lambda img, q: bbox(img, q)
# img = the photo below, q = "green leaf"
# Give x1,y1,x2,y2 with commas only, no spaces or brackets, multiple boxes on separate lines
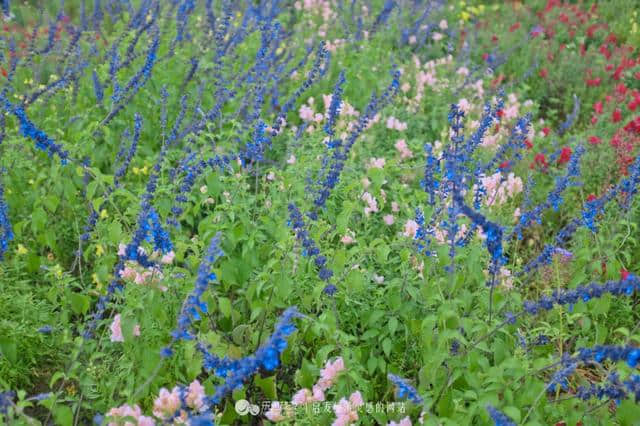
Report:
69,293,90,315
218,297,232,318
255,375,277,400
382,338,392,357
53,405,73,426
0,337,17,364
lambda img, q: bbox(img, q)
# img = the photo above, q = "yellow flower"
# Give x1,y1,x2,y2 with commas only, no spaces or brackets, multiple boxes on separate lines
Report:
133,166,141,175
141,165,149,175
100,209,108,219
54,265,63,279
460,10,470,22
16,244,28,255
92,273,102,289
95,244,104,257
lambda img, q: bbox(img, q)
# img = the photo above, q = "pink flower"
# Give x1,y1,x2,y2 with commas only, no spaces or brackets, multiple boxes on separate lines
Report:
439,19,448,30
458,98,471,113
388,417,413,426
265,401,287,422
408,35,417,45
349,391,364,407
312,384,326,402
318,357,345,390
394,139,413,159
361,177,371,189
266,172,275,181
368,157,386,169
401,83,411,93
292,389,312,405
341,235,355,245
403,220,419,238
153,387,181,420
161,251,175,264
299,104,315,121
432,32,443,41
119,266,137,280
361,192,378,216
133,324,141,337
383,215,394,225
287,154,296,164
391,201,399,212
110,314,124,342
456,67,469,77
118,243,127,257
106,404,154,426
186,380,206,411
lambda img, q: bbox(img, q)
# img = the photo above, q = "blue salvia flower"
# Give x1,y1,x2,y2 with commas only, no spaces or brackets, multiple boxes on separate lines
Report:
557,94,580,136
144,208,173,254
0,390,14,414
114,113,141,187
521,154,640,277
522,274,639,315
370,0,396,36
288,203,335,292
486,406,516,426
203,307,303,405
1,97,69,164
548,345,640,393
92,69,104,103
311,69,400,214
163,233,223,354
0,180,13,260
420,143,439,206
323,70,346,138
576,373,640,403
510,146,584,240
387,374,423,404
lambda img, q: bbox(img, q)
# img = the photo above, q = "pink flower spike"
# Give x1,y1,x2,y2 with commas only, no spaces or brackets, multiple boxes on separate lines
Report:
349,391,364,407
110,314,124,342
161,251,175,264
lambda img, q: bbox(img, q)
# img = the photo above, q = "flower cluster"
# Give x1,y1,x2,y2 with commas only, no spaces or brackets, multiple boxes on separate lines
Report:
387,374,423,404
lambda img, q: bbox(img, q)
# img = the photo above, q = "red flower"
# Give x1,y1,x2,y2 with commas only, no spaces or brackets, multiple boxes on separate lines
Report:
606,32,618,44
586,78,601,87
606,95,613,103
580,43,586,56
599,45,611,60
593,101,603,114
499,161,510,170
613,65,624,80
623,117,640,134
635,71,640,80
591,116,598,125
558,147,572,165
612,108,622,123
482,52,489,61
496,109,504,118
509,22,521,32
531,153,548,170
601,262,607,275
621,269,630,280
605,63,614,71
539,68,548,78
587,194,597,202
525,139,534,149
616,83,627,96
0,67,6,78
588,136,601,145
542,127,551,136
491,35,498,43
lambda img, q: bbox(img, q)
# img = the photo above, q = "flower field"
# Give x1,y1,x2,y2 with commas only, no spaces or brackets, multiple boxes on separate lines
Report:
2,0,640,424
